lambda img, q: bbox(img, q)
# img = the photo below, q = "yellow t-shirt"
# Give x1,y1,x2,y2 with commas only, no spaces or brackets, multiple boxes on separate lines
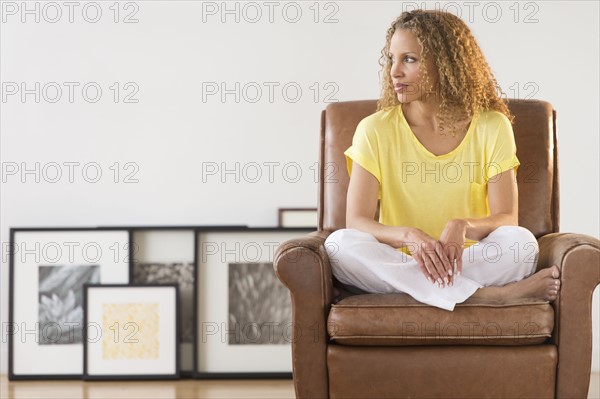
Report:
344,105,520,251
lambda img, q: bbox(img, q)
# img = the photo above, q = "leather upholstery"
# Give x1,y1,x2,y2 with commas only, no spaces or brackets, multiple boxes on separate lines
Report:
320,100,375,232
510,101,557,237
538,233,600,398
274,99,600,399
274,231,333,399
328,294,553,346
327,345,557,399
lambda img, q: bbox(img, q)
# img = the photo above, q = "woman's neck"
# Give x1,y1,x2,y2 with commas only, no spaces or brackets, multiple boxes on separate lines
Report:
401,100,441,131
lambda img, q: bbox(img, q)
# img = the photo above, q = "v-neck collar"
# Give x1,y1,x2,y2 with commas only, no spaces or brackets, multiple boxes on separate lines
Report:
398,105,478,159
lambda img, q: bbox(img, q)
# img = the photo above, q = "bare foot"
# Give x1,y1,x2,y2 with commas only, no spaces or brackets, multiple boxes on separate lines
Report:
470,265,561,303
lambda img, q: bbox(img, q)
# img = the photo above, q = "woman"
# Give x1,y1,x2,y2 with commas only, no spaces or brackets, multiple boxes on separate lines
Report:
325,9,560,311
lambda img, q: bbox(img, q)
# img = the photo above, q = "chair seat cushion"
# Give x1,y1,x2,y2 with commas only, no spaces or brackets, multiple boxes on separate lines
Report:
327,293,554,346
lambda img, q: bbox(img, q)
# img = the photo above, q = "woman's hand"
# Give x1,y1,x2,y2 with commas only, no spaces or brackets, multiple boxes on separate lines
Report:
407,228,453,288
439,219,468,284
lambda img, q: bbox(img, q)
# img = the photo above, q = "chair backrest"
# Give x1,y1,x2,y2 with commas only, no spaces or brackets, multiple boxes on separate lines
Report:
317,99,559,238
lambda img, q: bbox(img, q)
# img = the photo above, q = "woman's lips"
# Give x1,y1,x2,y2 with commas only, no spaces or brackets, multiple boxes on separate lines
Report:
394,83,408,93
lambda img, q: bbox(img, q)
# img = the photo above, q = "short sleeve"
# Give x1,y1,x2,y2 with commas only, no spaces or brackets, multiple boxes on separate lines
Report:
343,118,381,183
484,113,520,182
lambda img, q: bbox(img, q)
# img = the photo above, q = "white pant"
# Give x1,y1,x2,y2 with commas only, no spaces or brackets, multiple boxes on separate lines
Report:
324,226,539,311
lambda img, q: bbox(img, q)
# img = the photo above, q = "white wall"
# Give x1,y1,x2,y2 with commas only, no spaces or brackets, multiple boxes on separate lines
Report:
1,0,598,373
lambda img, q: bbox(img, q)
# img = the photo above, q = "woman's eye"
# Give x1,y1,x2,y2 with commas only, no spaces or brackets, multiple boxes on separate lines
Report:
404,56,416,63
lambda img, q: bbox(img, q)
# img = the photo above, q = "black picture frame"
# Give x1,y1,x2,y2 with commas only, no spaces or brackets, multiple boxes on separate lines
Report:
194,227,312,379
8,227,131,380
82,284,180,380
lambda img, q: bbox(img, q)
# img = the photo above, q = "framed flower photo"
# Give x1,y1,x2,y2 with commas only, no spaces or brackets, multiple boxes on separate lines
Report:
195,227,312,378
83,284,179,380
8,228,130,380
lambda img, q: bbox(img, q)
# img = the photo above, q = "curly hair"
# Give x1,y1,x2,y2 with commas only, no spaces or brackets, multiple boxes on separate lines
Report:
377,10,513,135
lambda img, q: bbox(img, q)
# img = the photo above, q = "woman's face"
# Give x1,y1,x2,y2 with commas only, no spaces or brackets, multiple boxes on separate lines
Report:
388,29,438,104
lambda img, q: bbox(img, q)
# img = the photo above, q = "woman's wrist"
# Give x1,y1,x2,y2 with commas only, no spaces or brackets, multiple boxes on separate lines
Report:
390,226,418,248
449,219,469,234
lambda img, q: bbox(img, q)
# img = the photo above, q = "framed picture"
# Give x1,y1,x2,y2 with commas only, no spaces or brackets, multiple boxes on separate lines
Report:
83,284,179,380
8,228,130,379
195,227,312,378
130,228,196,376
278,208,318,228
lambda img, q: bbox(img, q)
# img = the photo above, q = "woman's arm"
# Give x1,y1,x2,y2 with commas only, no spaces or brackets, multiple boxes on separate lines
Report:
346,163,452,286
439,168,519,277
447,168,519,241
466,168,519,239
346,162,412,247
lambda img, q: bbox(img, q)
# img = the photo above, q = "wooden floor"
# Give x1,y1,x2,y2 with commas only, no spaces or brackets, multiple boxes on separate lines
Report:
0,377,295,399
1,373,599,398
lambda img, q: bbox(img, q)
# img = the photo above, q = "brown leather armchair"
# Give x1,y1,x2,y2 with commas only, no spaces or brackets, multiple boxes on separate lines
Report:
274,99,600,399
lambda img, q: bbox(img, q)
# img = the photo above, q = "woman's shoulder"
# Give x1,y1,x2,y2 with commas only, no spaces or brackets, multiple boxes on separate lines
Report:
358,105,400,130
476,109,512,127
472,109,515,147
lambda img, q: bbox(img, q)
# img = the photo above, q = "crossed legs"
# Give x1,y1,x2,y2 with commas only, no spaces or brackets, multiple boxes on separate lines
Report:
325,225,560,311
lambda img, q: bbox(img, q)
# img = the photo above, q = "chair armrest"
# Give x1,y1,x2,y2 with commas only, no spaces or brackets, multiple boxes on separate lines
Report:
274,230,334,399
537,232,600,399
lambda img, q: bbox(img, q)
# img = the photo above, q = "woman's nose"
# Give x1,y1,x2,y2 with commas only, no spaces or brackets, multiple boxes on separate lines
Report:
391,62,403,78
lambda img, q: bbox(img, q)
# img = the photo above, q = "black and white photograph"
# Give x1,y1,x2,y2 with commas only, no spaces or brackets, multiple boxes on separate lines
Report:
196,228,312,377
228,262,291,345
38,265,100,345
133,262,194,344
9,229,129,379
